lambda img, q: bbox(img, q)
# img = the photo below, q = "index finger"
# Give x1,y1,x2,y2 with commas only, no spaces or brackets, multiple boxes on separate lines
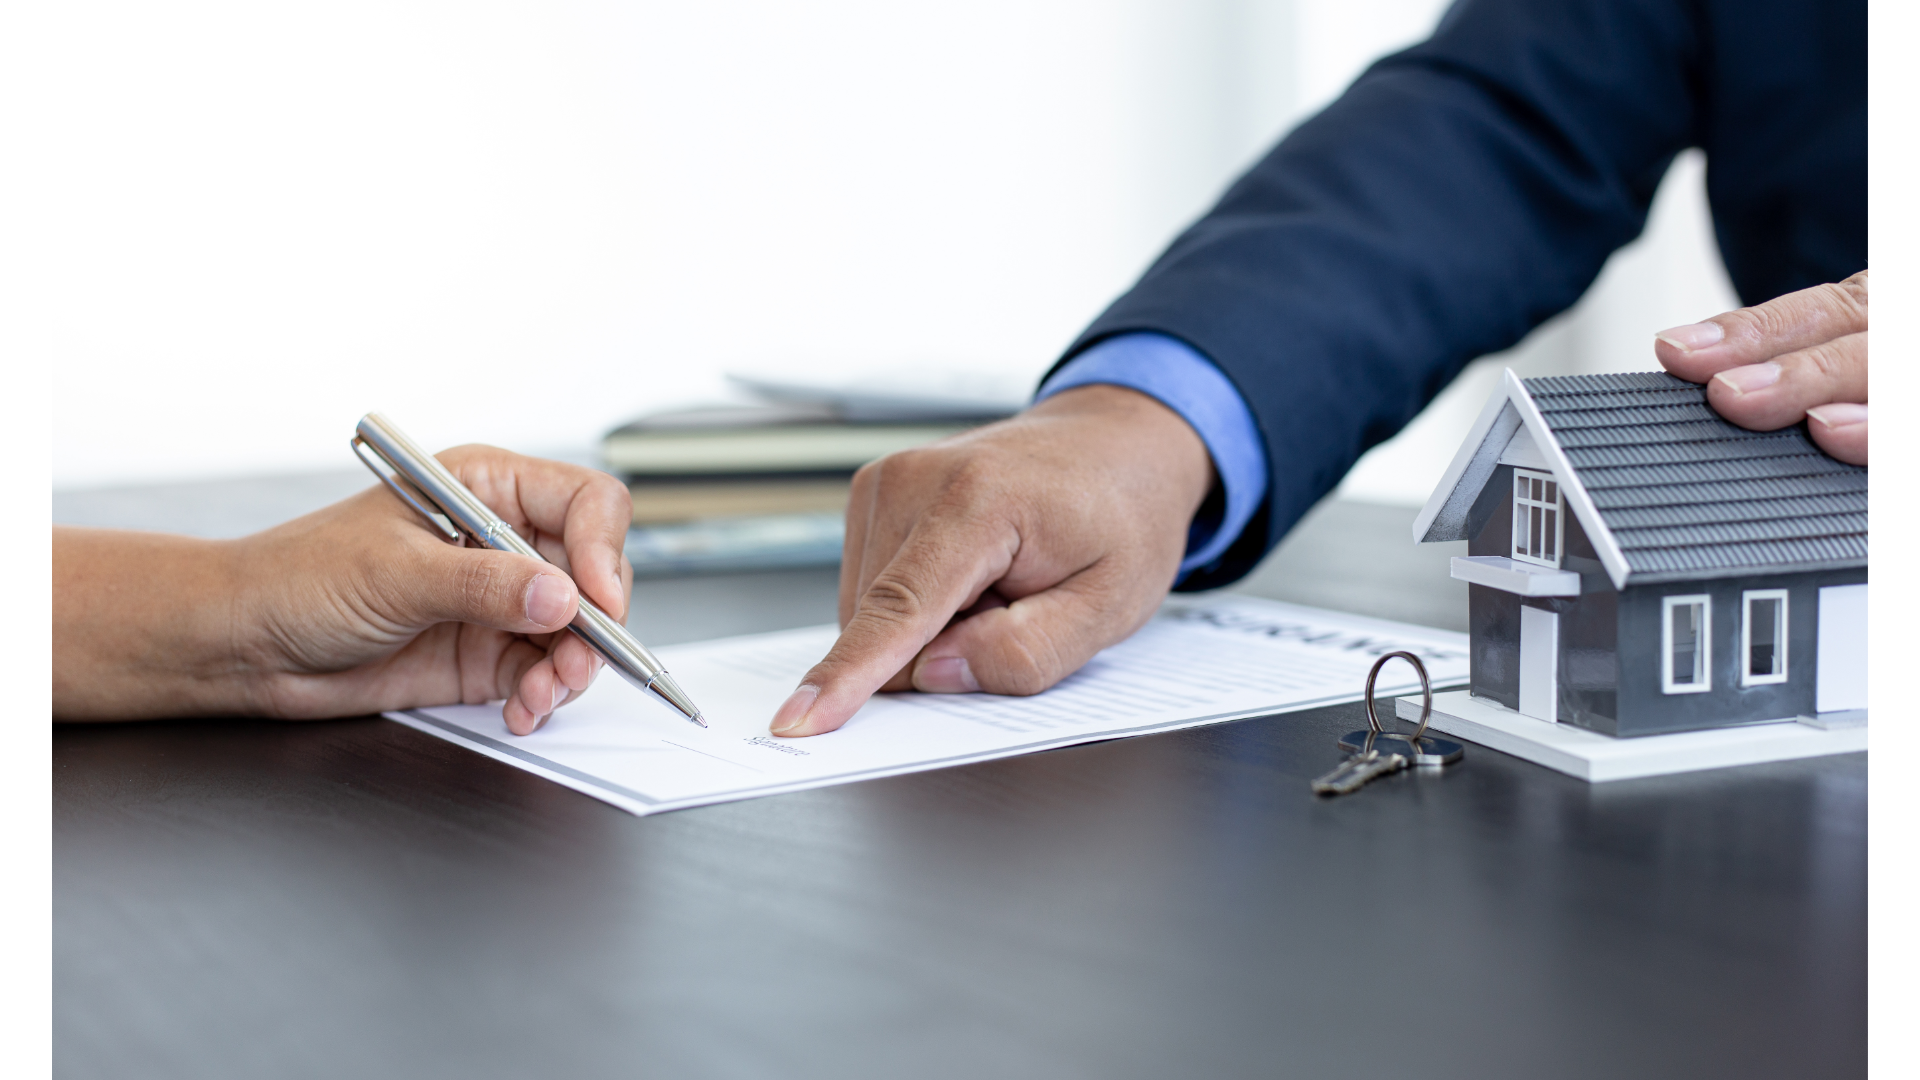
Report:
1654,270,1868,380
770,514,1017,737
443,446,634,622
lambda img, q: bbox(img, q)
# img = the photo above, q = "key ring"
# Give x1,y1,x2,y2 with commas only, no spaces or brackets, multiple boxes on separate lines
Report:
1333,651,1459,776
1364,651,1432,741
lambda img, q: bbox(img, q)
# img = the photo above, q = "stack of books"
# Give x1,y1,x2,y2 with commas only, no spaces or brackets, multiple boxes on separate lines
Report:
609,374,1024,575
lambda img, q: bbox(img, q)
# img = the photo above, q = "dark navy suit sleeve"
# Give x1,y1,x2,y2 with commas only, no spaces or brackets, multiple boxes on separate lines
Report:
1063,0,1706,591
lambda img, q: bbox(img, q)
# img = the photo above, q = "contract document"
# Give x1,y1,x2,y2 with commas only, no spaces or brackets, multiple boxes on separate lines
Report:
390,596,1470,816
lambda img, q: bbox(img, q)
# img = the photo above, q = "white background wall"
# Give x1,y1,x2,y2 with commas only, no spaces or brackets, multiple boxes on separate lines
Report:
39,0,1737,498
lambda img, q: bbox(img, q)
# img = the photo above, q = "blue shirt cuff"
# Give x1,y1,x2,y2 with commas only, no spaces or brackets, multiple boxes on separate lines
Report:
1035,332,1270,579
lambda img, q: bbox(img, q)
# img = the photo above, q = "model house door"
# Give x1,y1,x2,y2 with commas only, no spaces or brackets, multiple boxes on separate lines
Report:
1519,606,1559,721
1817,584,1867,714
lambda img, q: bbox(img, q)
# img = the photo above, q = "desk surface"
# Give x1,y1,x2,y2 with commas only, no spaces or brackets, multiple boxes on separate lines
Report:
53,488,1865,1079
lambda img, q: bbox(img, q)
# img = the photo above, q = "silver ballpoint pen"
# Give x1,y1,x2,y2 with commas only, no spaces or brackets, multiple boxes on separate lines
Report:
351,412,707,727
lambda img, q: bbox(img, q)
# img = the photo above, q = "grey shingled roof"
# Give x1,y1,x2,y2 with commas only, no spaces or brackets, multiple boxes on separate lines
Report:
1522,371,1867,583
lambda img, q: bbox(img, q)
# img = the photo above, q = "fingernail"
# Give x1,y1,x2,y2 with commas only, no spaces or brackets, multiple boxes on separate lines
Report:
526,574,574,626
916,656,980,693
1713,362,1781,396
1807,403,1868,429
551,680,565,713
769,684,820,736
533,712,551,732
1655,321,1725,351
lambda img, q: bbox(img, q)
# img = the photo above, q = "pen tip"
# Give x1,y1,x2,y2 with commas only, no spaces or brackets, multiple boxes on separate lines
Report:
647,671,707,728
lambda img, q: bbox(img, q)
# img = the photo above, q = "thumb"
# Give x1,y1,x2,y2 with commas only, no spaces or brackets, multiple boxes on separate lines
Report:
392,544,579,635
909,561,1159,697
770,519,1014,737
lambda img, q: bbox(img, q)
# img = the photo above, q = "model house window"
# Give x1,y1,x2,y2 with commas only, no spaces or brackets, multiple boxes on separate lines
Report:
1512,469,1563,567
1661,595,1711,694
1742,590,1789,686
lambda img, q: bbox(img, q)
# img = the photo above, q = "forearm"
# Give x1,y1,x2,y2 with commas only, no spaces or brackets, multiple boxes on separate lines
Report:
1064,0,1700,585
53,527,259,720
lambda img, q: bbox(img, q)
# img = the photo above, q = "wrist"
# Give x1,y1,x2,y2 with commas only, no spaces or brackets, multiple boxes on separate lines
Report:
218,530,290,716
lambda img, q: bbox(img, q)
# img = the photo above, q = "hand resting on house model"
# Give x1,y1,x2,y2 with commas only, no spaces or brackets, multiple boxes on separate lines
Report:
53,445,633,733
1654,269,1867,466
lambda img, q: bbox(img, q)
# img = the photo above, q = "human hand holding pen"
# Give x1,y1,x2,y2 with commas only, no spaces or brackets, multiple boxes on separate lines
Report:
53,445,634,732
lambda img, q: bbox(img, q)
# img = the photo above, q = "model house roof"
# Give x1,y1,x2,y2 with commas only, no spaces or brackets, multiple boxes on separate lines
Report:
1412,370,1868,589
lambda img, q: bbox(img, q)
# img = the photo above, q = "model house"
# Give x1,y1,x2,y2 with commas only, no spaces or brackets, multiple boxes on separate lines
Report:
1412,371,1867,737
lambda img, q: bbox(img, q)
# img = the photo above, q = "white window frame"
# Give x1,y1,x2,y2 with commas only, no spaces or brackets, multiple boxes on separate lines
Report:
1661,594,1712,695
1511,468,1565,569
1740,589,1790,687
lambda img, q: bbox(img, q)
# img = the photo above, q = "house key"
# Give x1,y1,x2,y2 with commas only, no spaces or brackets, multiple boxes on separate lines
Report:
1310,736,1410,795
1312,650,1464,797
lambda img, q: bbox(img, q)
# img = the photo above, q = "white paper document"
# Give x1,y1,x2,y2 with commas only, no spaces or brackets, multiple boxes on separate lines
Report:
389,596,1470,815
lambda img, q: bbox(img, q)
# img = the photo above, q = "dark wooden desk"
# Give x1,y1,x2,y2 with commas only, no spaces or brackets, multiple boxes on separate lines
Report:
53,490,1864,1079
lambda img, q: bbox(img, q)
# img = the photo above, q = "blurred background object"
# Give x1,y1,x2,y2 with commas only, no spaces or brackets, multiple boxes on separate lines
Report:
609,370,1012,573
43,0,1737,511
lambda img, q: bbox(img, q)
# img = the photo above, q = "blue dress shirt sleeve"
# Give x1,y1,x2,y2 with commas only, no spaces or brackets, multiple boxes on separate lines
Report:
1034,332,1270,580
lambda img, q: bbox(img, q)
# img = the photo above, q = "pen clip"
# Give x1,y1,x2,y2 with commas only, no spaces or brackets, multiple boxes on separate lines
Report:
352,436,464,543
